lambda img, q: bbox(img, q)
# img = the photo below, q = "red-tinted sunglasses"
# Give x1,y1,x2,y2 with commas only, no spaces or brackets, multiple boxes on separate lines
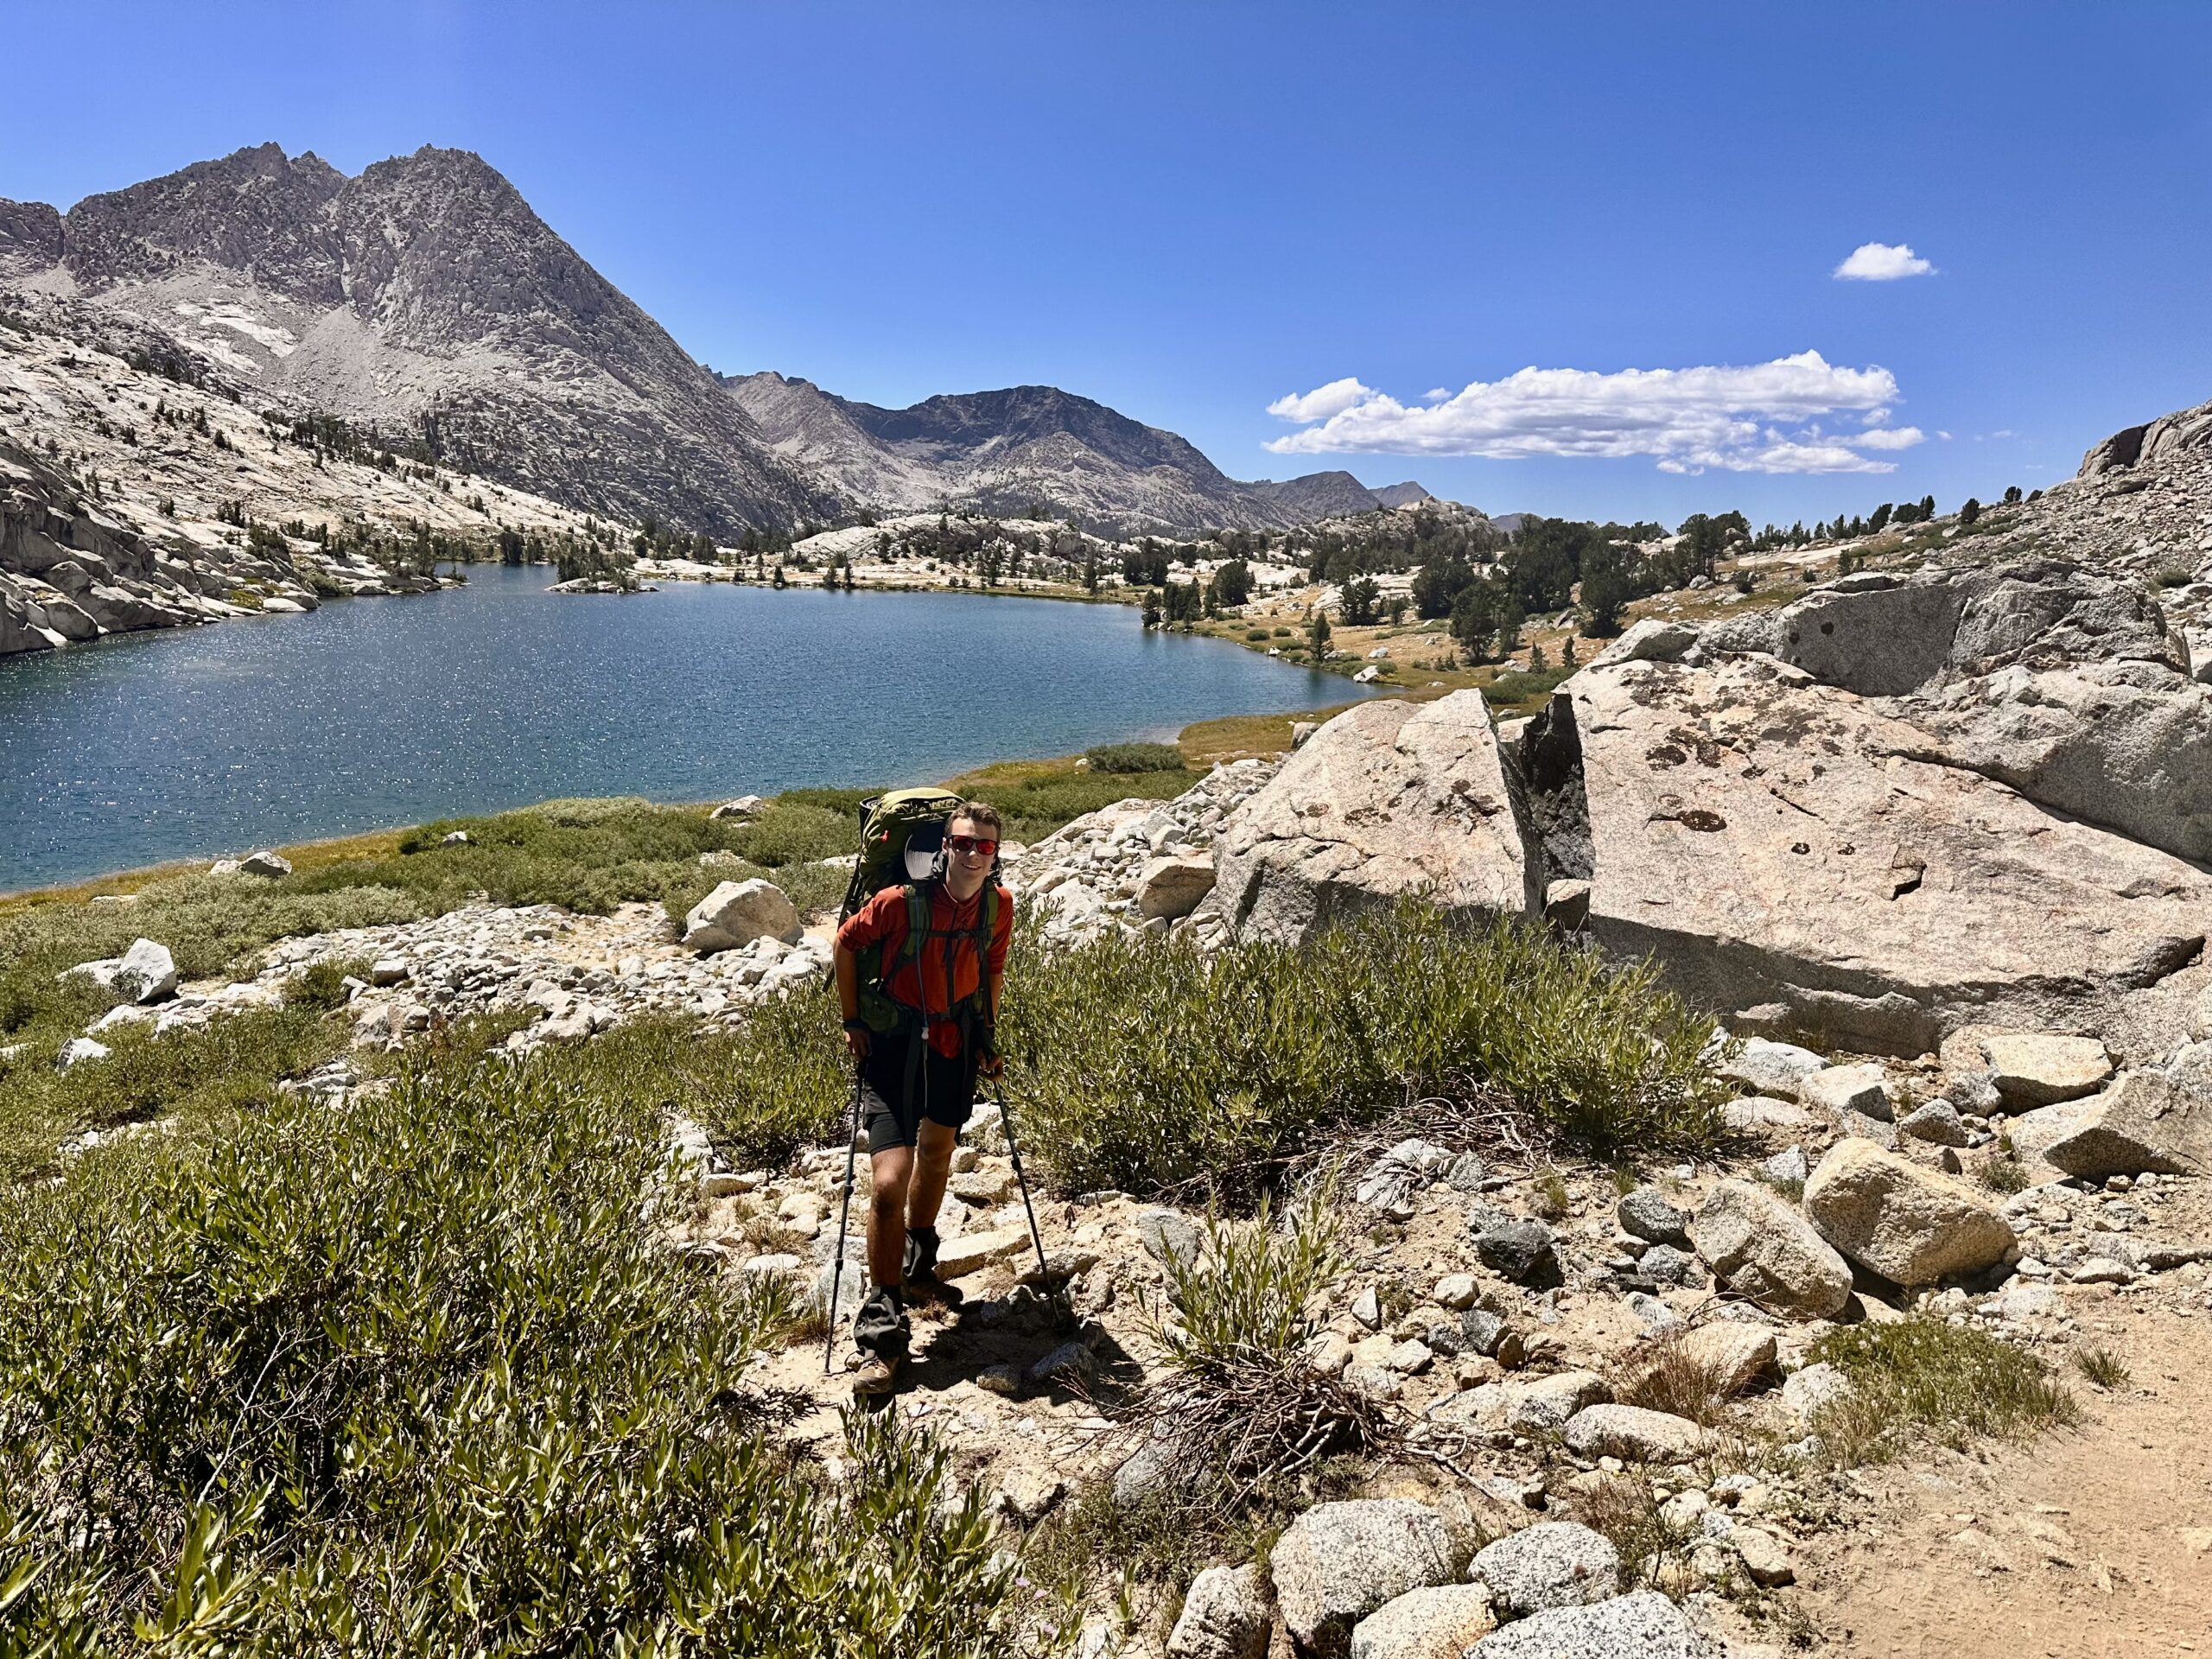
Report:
946,834,998,857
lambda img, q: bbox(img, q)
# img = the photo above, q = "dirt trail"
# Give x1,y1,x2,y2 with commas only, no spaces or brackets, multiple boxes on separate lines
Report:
1783,1306,2212,1657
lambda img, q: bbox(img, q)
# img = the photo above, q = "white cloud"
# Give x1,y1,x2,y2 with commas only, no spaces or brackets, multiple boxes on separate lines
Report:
1847,424,1924,451
1834,241,1934,281
1264,377,1372,423
1263,350,1910,474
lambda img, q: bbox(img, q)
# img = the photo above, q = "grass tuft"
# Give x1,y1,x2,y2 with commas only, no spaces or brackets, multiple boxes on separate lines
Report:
2073,1344,2130,1390
1611,1334,1733,1428
1808,1316,2075,1466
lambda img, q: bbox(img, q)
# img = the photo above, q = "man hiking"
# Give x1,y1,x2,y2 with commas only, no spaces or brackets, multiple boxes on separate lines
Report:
833,799,1013,1395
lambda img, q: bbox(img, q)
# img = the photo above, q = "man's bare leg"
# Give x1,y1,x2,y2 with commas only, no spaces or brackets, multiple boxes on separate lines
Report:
867,1145,912,1288
906,1118,959,1240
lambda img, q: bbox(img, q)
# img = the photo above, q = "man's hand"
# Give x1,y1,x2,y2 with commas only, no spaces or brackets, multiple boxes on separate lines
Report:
976,1051,1004,1081
843,1022,871,1062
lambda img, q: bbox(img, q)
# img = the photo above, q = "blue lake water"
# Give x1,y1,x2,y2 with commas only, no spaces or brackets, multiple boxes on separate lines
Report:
0,566,1357,892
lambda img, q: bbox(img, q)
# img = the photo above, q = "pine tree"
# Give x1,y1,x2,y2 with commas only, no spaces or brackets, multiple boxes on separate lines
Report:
1306,607,1332,661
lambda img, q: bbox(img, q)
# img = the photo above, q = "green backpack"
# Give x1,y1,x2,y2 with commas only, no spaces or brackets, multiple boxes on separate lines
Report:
838,789,1001,1039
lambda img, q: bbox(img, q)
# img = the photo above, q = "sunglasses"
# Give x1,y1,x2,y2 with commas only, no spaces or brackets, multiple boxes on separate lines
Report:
946,834,998,857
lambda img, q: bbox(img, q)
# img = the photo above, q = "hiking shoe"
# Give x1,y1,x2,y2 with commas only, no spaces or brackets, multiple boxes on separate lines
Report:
851,1355,899,1397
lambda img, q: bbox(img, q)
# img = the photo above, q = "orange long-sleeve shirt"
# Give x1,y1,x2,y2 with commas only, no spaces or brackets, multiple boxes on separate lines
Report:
836,881,1014,1058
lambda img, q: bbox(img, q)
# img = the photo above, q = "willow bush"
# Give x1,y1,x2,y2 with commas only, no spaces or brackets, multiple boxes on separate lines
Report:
0,1058,1028,1656
998,902,1725,1203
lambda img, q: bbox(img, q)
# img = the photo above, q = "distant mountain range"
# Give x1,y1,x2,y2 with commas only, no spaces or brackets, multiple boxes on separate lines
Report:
0,143,1433,538
722,372,1413,534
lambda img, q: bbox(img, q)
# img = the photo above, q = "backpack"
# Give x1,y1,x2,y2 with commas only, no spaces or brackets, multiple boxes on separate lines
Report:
838,789,1002,1043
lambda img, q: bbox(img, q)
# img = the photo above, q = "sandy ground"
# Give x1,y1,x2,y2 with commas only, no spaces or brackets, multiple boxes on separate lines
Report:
1783,1303,2212,1656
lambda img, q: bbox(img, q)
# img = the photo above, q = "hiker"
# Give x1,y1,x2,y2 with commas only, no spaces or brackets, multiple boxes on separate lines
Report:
832,798,1013,1395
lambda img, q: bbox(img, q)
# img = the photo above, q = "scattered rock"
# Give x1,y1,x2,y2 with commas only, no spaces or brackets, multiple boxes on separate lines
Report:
1503,1370,1611,1433
1027,1340,1098,1390
1135,854,1217,922
1268,1499,1459,1659
2070,1255,2135,1285
1167,1561,1273,1659
1758,1147,1809,1186
1690,1179,1853,1319
1433,1273,1479,1311
1898,1101,1970,1146
1630,1322,1777,1399
1347,1584,1497,1659
1617,1188,1691,1248
682,878,802,953
1465,1590,1721,1658
2029,1071,2212,1179
1719,1039,1828,1100
1975,1031,2114,1107
934,1226,1031,1280
1801,1062,1891,1122
1639,1245,1704,1287
1562,1403,1713,1463
989,1465,1065,1525
239,849,292,878
115,938,179,1003
1722,1096,1821,1142
1213,693,1533,947
710,796,768,819
1731,1527,1795,1586
1802,1138,2017,1284
1139,1209,1203,1268
1779,1361,1850,1422
1467,1522,1620,1618
55,1036,111,1071
1475,1218,1560,1287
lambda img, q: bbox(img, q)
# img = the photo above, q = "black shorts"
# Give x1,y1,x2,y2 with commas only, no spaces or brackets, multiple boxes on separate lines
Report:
860,1034,976,1154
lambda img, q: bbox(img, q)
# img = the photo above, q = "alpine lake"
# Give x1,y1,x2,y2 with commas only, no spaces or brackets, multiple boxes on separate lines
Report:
0,565,1363,892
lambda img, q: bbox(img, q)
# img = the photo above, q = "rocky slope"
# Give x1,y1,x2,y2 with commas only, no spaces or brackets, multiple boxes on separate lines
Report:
3,143,1423,548
0,286,607,655
723,371,1397,536
1,143,836,538
1205,553,2212,1062
48,763,2212,1658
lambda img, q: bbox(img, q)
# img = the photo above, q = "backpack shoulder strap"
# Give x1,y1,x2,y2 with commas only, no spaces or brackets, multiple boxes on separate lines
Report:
898,881,931,967
973,887,1001,1019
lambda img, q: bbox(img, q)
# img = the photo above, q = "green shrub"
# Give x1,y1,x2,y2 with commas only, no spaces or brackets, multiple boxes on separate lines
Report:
285,956,371,1011
1000,902,1724,1204
563,1004,853,1174
0,1005,350,1178
1808,1317,2075,1465
1481,665,1574,709
1147,1190,1344,1376
1084,741,1185,773
722,803,853,868
1244,626,1271,642
0,1056,1027,1653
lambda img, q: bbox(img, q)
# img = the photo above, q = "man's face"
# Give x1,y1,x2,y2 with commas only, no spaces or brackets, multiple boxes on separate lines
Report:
944,816,997,890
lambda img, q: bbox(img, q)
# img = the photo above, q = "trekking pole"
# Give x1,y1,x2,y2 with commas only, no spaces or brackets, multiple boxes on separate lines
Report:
992,1077,1053,1281
823,1067,865,1375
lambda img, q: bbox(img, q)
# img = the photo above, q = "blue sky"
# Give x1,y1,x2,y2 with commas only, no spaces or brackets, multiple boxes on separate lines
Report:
6,3,2209,525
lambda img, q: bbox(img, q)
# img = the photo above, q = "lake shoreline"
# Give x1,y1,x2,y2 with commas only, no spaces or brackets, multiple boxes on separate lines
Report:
2,568,1360,894
0,698,1359,911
